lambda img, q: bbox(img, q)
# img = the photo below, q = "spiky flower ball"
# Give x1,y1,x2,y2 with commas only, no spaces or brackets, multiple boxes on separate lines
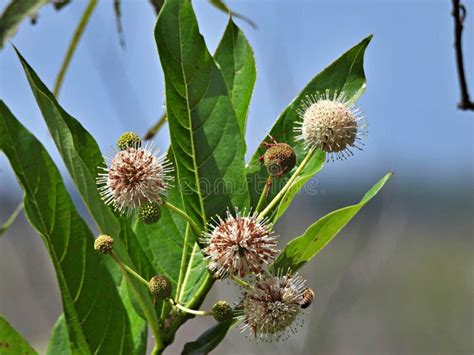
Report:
295,91,366,160
117,132,142,150
263,143,296,178
240,273,306,341
139,202,162,224
202,211,278,278
97,143,173,215
149,275,172,299
212,301,233,323
94,235,114,254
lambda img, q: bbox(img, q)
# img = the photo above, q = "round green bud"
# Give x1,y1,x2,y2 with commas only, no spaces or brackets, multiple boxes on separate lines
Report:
139,202,162,224
117,132,142,150
149,275,172,299
212,301,233,323
263,143,296,178
94,235,114,254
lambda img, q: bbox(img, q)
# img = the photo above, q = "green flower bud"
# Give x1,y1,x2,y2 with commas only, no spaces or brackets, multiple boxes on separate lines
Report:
94,235,114,254
212,300,233,323
139,202,162,224
263,143,296,178
149,275,172,299
117,132,142,150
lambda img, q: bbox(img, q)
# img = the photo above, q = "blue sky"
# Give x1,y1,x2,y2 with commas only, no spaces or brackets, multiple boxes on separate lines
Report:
0,0,473,200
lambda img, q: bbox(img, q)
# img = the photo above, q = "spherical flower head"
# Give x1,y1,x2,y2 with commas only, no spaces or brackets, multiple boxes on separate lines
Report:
202,210,278,278
263,143,296,178
240,273,306,341
139,202,162,224
212,301,233,323
295,91,367,160
97,143,173,215
94,235,114,254
117,132,142,150
149,275,172,299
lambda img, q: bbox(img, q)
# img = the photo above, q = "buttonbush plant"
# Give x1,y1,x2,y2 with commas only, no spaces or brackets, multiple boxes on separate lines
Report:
0,0,391,353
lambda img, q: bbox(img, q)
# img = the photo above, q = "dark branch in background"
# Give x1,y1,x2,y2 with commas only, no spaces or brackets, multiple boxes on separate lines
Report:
452,0,474,111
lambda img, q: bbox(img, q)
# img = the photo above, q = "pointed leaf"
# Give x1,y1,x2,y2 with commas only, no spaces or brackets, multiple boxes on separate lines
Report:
155,0,249,227
182,319,235,355
0,101,134,354
273,173,392,272
46,316,70,355
215,17,256,135
247,36,372,213
15,49,152,352
0,315,37,354
0,0,48,48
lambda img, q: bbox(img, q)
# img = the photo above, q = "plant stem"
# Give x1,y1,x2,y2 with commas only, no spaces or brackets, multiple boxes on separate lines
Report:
53,0,98,97
144,112,168,140
111,252,149,287
255,176,272,212
258,147,316,220
230,275,252,289
169,298,211,316
164,202,201,236
110,252,164,351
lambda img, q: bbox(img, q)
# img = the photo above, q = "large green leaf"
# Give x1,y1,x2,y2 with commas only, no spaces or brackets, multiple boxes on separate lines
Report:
0,101,134,354
247,36,372,213
15,49,151,353
182,319,235,354
273,173,392,272
0,0,48,48
155,0,249,227
214,17,256,135
0,315,37,354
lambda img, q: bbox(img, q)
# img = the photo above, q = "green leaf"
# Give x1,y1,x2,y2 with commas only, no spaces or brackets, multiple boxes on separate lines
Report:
247,36,372,213
15,49,152,353
154,0,249,313
0,101,134,353
46,316,70,355
182,319,235,354
132,181,188,295
0,315,37,354
0,0,48,48
0,201,22,237
273,172,392,272
215,17,256,135
155,0,249,227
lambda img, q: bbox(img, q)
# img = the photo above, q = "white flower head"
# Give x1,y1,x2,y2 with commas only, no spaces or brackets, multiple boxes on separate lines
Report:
239,273,307,341
202,210,278,278
97,142,173,215
295,90,367,160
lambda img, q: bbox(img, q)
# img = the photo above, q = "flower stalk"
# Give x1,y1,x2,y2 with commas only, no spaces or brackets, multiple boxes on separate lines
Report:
258,147,316,220
164,201,202,236
109,252,164,351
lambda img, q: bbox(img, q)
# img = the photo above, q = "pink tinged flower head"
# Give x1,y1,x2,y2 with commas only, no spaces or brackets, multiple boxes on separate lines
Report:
295,90,367,161
202,210,278,278
240,273,307,341
97,143,173,215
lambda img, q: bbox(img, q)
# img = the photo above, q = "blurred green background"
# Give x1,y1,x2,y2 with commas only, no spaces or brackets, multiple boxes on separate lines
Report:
1,0,473,354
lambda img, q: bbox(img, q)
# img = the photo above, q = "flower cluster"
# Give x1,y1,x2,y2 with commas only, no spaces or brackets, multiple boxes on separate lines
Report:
95,90,365,342
295,90,366,160
97,133,173,217
202,210,278,278
239,273,307,341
